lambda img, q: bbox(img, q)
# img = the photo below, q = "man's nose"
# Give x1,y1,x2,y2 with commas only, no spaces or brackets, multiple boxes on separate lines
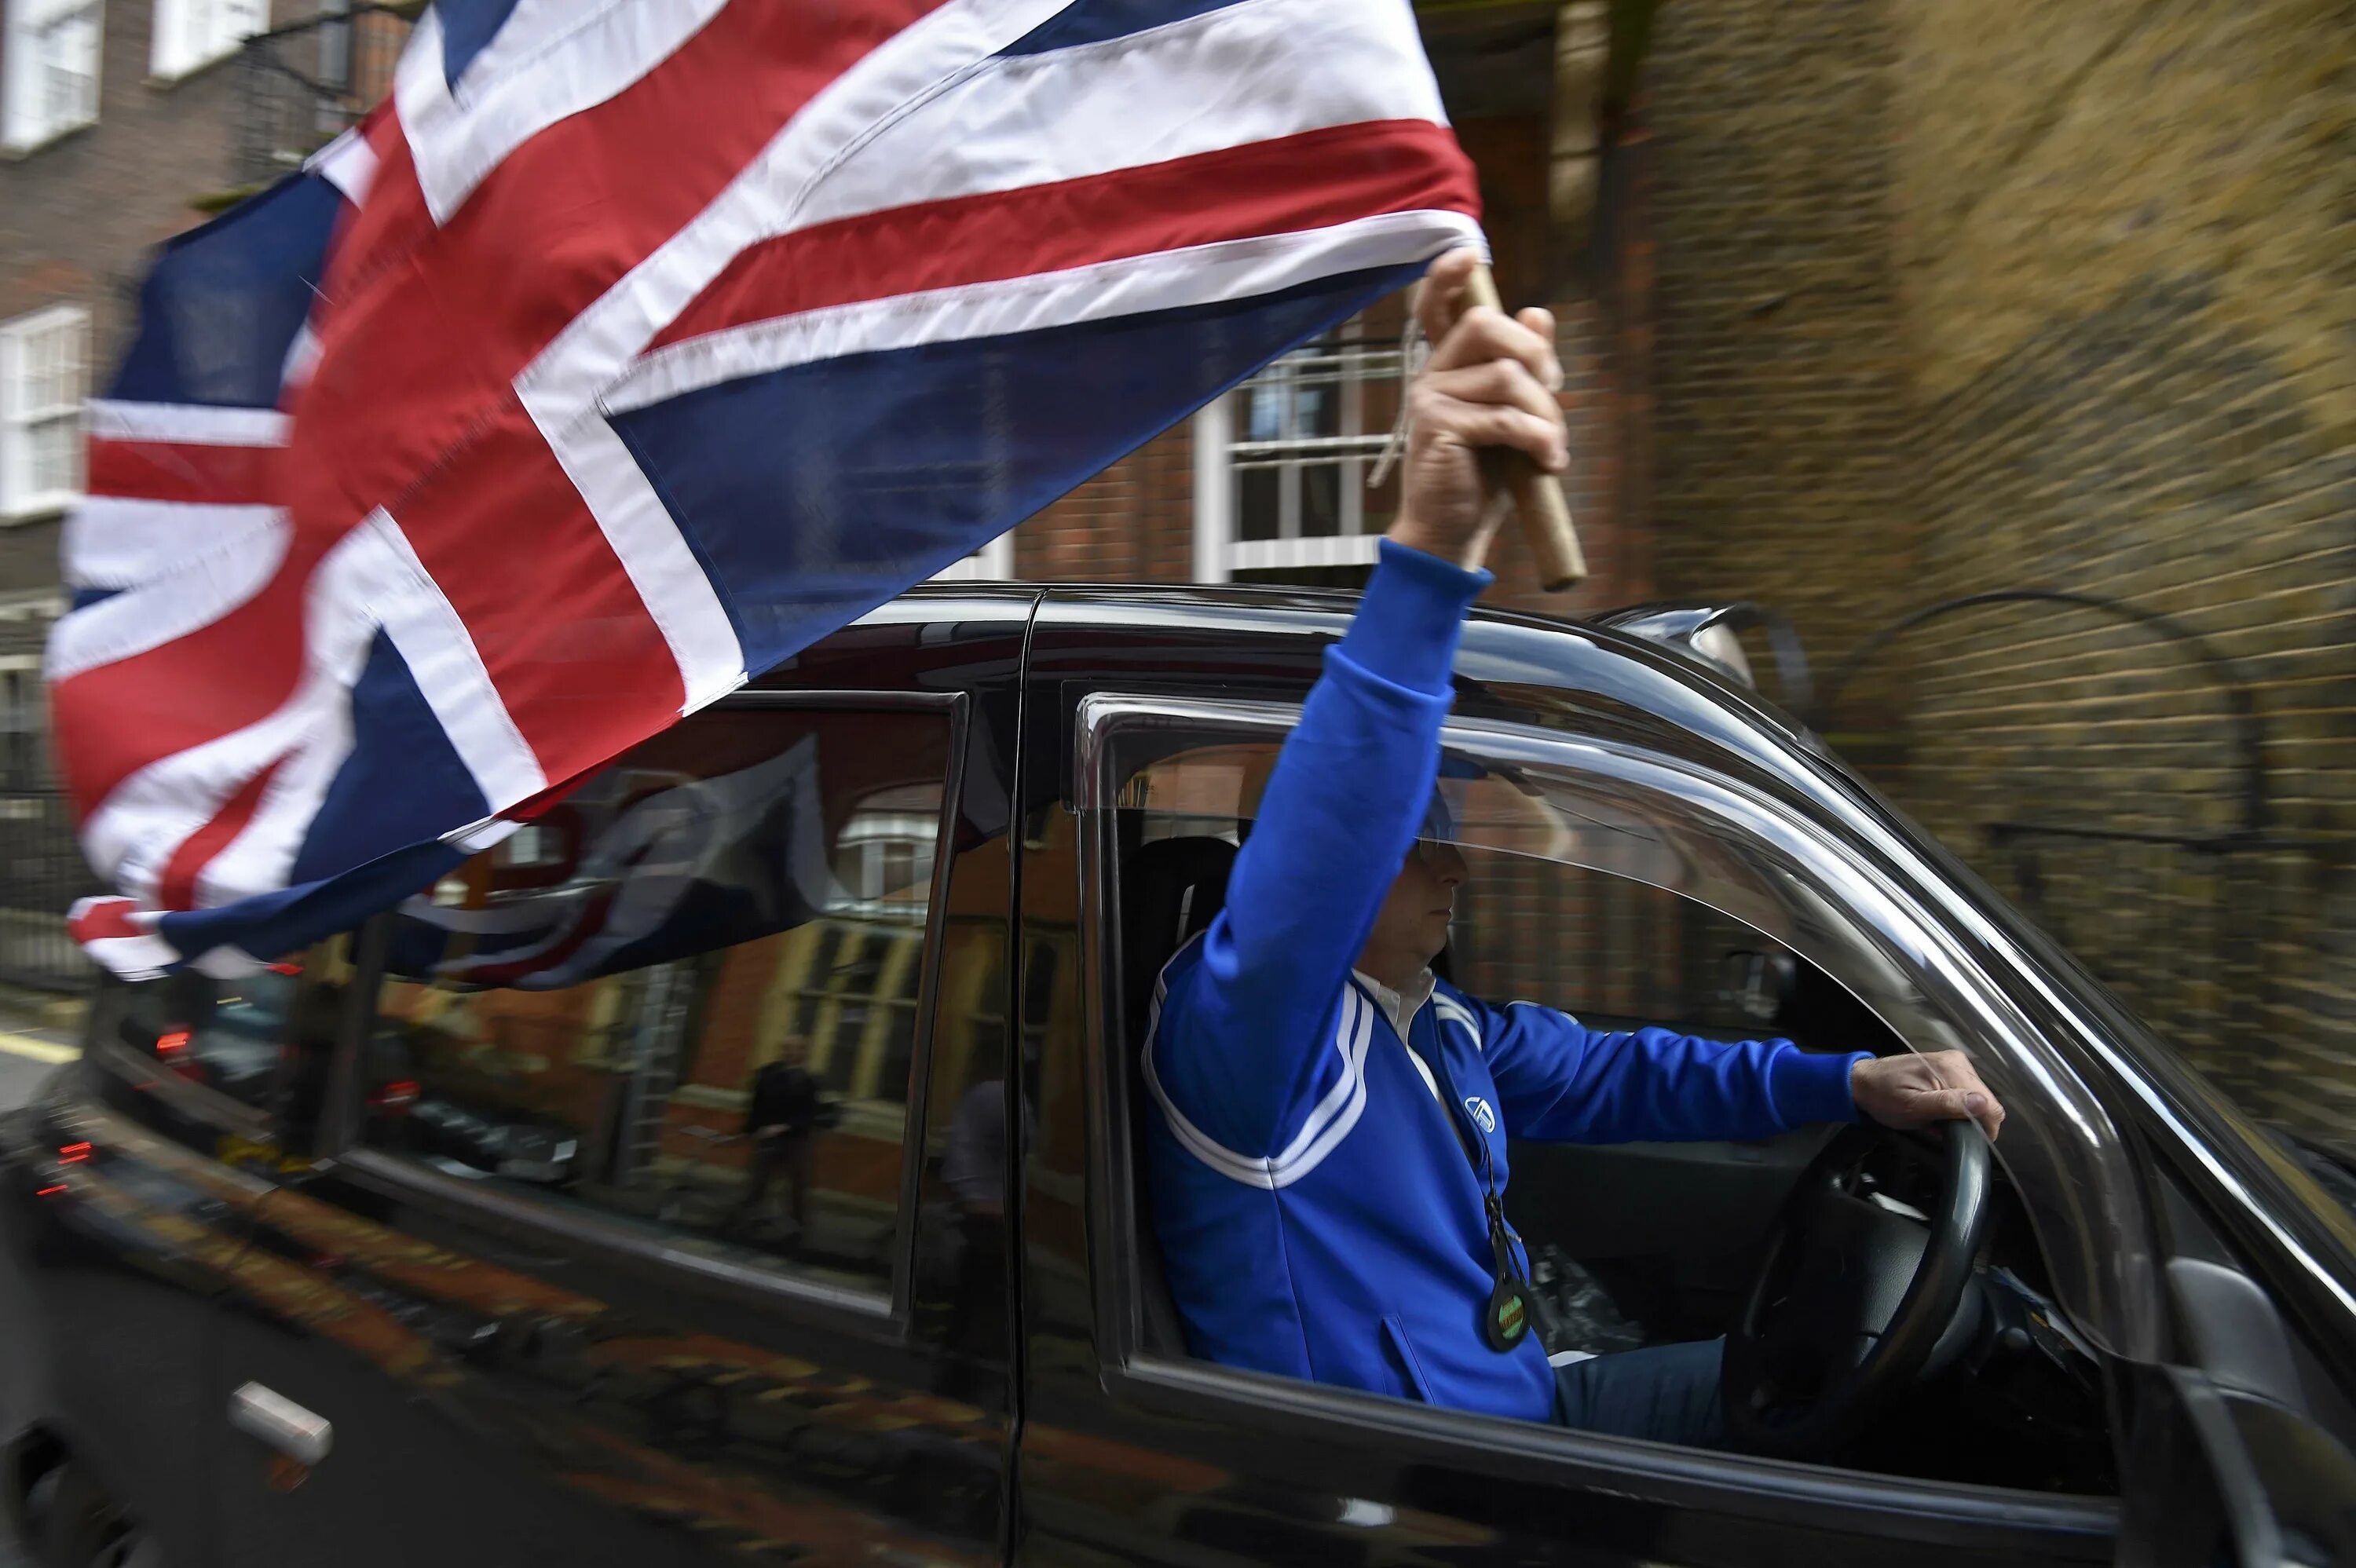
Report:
1432,842,1468,884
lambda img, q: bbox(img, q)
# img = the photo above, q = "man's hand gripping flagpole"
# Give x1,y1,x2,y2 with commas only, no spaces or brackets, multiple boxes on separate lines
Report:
1391,250,1587,589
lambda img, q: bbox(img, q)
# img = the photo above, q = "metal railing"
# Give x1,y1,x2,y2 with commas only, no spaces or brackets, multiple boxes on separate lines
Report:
0,787,101,993
231,5,414,189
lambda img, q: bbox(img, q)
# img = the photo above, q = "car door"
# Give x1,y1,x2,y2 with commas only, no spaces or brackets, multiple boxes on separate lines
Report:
0,940,355,1563
2116,1361,2356,1566
1012,642,2133,1567
2109,1065,2356,1565
207,602,1030,1567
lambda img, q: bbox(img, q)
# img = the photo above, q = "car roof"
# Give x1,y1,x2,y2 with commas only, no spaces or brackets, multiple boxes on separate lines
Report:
888,579,1802,730
841,581,1858,853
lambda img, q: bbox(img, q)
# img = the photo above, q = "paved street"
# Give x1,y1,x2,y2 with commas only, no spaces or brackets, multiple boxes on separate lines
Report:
0,1018,77,1568
0,1036,68,1117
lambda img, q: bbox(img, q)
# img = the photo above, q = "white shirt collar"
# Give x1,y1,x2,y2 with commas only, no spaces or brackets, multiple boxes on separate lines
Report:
1352,966,1436,1040
1352,967,1447,1107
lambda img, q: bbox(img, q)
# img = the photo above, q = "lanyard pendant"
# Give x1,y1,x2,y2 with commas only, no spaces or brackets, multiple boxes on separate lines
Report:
1481,1221,1531,1352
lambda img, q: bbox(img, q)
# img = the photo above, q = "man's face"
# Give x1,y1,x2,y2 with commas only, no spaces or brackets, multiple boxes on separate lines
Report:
1366,838,1469,970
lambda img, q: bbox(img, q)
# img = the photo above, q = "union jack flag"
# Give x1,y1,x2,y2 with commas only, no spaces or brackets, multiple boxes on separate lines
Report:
53,0,1482,980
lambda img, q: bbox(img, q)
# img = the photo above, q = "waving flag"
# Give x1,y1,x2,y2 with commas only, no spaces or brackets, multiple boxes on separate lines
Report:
53,0,1483,980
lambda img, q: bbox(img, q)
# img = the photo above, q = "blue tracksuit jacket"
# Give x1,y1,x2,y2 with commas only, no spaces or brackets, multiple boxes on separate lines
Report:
1144,540,1870,1424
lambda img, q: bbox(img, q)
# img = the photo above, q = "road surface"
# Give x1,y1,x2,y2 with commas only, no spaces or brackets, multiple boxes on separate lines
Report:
0,1032,67,1117
0,1019,79,1568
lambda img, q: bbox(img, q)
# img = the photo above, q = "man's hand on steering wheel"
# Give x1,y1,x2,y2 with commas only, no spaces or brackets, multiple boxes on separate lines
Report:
1849,1050,2005,1142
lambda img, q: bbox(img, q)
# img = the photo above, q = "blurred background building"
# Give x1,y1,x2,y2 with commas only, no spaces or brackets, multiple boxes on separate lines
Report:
0,0,2350,1148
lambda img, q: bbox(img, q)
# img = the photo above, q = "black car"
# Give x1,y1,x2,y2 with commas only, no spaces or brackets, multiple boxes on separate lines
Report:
3,583,2354,1568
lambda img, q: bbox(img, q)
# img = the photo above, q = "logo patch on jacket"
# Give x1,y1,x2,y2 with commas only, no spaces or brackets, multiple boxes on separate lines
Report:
1465,1096,1497,1134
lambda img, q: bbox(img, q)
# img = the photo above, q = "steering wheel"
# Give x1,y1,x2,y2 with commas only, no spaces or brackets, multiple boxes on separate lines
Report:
1722,1118,1992,1457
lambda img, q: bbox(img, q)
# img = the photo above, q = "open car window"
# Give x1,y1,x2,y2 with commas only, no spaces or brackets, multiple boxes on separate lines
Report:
1085,693,2160,1368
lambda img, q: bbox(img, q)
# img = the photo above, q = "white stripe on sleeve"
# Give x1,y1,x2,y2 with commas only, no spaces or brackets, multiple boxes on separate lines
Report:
1140,949,1374,1190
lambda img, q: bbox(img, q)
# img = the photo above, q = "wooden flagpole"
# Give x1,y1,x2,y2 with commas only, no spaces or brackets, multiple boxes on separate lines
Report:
1456,265,1589,592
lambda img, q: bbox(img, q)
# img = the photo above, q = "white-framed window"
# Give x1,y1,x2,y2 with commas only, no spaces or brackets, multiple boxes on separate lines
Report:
0,656,42,788
0,305,88,521
151,0,266,82
316,0,349,88
2,0,103,153
1191,328,1406,583
931,532,1017,583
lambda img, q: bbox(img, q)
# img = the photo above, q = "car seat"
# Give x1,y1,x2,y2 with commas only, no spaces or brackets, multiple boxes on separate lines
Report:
1118,835,1237,1358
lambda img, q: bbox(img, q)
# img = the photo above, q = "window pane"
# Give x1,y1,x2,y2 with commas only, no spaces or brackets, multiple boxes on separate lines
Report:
1361,459,1401,539
31,415,78,495
1242,380,1286,444
1237,466,1281,543
37,8,97,134
110,940,357,1141
358,706,956,1298
57,325,83,408
1299,462,1341,539
1294,375,1338,440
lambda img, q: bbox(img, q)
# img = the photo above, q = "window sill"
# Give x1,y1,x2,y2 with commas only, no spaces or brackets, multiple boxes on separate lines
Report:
1,119,97,160
0,495,78,528
146,45,247,88
1227,534,1385,574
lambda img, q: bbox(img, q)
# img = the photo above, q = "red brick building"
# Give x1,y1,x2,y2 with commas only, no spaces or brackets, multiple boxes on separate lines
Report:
0,2,410,604
0,1,1651,622
12,0,2346,1164
945,1,1655,623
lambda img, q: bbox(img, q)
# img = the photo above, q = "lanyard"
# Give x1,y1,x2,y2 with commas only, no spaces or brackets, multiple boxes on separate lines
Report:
1399,1003,1535,1354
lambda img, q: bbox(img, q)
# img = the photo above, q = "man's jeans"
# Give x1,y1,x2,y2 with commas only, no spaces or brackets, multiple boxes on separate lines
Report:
1552,1339,1725,1447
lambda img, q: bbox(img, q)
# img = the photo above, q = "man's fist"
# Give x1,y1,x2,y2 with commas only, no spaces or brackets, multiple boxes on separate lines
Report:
1387,249,1568,573
1850,1050,2006,1142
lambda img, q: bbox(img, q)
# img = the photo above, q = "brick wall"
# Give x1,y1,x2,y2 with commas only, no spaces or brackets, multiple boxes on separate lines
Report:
1001,55,1659,616
1639,0,2356,1143
1641,0,1915,660
0,0,319,596
1880,0,2356,1139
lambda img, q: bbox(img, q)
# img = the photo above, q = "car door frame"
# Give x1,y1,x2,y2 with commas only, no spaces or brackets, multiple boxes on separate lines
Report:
1054,687,2130,1563
207,679,1029,1567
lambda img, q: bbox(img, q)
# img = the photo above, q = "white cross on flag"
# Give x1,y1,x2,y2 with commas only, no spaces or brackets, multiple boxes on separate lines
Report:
53,0,1484,978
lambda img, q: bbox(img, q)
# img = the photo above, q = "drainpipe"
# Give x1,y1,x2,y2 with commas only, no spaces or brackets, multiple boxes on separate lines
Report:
1553,1,1610,247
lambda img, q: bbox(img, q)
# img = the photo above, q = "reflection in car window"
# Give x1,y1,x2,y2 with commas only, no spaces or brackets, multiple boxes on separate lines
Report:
357,707,953,1299
112,938,356,1144
1125,740,1869,1047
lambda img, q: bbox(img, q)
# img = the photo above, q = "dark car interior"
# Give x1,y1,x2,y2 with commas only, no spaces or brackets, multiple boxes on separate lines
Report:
1110,813,2116,1495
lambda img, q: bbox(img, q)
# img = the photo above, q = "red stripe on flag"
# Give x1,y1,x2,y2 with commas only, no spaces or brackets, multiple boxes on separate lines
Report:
387,404,685,785
67,897,148,945
158,755,286,912
87,439,278,506
51,543,321,820
287,0,949,545
655,119,1480,352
